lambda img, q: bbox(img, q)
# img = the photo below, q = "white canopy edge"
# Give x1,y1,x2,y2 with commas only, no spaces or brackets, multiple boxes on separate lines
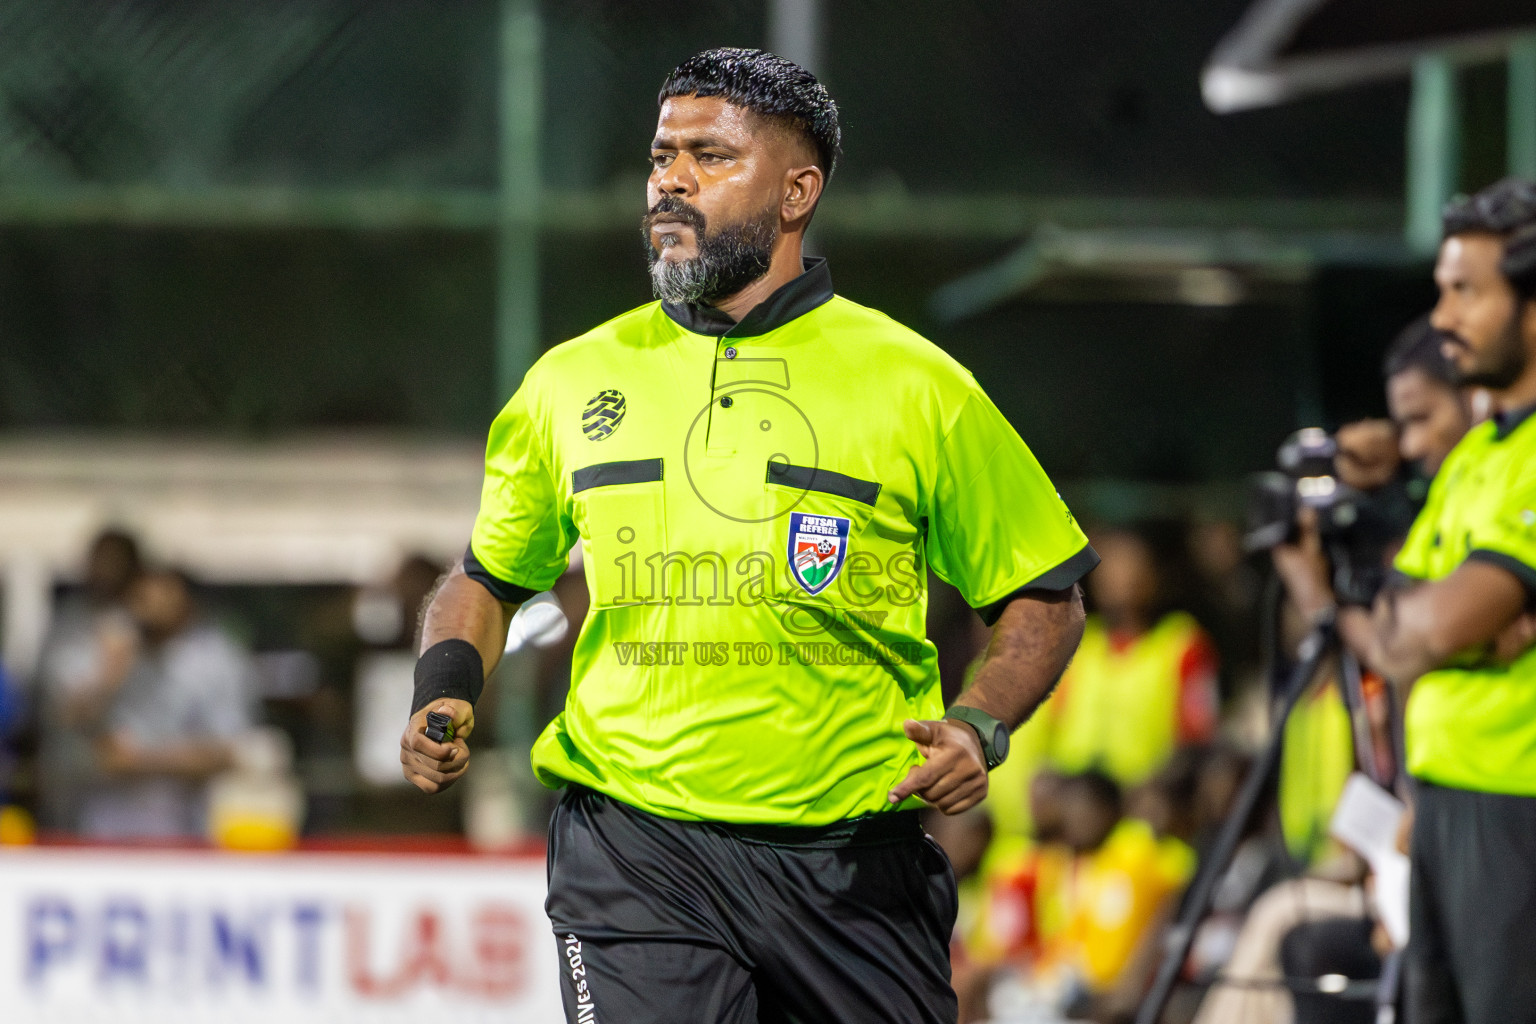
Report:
0,433,482,585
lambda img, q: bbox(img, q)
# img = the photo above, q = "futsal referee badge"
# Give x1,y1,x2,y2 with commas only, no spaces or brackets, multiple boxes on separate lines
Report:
788,512,851,596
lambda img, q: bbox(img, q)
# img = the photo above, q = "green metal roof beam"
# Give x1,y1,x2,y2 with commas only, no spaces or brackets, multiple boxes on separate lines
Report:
928,224,1415,322
1511,34,1536,179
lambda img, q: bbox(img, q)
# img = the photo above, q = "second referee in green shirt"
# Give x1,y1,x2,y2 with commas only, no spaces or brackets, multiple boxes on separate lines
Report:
400,48,1096,1024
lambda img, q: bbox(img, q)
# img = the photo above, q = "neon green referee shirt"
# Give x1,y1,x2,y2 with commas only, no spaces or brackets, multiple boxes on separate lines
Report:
467,259,1098,825
1395,405,1536,795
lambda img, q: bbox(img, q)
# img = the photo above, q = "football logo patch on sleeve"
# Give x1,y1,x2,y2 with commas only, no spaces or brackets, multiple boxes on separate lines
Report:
788,512,851,595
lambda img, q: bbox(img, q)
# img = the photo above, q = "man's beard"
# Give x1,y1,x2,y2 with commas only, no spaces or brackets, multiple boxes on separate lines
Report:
1448,310,1527,390
643,197,777,307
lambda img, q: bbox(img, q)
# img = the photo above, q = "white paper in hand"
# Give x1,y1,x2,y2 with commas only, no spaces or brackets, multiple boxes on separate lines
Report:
1329,772,1410,947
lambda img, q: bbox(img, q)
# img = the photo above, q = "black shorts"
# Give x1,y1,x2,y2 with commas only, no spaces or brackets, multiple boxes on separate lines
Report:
544,785,958,1024
1407,780,1536,1024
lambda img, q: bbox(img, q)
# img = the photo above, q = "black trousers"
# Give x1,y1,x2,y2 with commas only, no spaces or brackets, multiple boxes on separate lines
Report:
1407,780,1536,1024
544,785,959,1024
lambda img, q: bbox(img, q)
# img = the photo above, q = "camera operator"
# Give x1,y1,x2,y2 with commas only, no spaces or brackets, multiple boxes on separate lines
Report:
1272,314,1476,645
1324,178,1536,1024
1202,317,1462,1024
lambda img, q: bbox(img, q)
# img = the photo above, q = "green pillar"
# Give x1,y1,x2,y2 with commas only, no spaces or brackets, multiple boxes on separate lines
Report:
1511,35,1536,181
1406,54,1460,255
767,0,822,74
496,0,543,407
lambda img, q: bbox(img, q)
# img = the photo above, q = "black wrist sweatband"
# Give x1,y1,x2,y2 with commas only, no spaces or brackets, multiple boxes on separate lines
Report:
412,639,485,714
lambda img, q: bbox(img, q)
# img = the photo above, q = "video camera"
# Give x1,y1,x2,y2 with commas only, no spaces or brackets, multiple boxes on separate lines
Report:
1245,428,1420,605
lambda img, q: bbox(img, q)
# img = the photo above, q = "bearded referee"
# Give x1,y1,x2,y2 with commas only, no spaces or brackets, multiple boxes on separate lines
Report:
400,48,1096,1023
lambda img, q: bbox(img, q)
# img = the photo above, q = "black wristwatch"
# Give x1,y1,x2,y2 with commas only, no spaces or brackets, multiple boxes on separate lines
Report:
943,705,1010,771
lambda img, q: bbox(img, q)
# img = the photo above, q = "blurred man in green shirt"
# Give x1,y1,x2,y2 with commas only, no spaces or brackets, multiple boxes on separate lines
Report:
1345,179,1536,1024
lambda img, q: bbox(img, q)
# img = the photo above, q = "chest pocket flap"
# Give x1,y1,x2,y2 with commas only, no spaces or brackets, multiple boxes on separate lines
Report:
573,458,666,608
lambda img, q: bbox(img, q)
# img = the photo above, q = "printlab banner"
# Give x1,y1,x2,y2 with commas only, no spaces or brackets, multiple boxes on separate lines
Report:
0,846,562,1023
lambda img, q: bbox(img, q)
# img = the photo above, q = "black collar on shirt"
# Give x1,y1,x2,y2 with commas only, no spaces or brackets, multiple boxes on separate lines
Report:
660,257,834,338
1493,401,1536,441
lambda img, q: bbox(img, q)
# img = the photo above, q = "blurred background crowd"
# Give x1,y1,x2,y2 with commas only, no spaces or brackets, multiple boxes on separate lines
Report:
1,1,1534,1022
0,478,1443,1024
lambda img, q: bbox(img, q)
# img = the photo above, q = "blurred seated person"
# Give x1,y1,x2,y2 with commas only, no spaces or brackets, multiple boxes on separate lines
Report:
968,770,1074,968
966,522,1216,891
77,568,255,840
1190,812,1395,1024
1192,869,1375,1024
951,770,1072,1023
1132,745,1281,968
33,527,142,832
0,660,24,839
1274,665,1364,869
1279,915,1384,1024
1187,517,1265,693
980,770,1194,1023
1041,524,1219,788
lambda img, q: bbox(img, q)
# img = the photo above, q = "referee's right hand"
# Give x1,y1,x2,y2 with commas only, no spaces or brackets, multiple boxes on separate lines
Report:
887,718,989,814
401,699,475,794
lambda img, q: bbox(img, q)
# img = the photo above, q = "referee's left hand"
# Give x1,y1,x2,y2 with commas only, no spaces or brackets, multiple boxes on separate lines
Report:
400,699,475,794
888,719,988,814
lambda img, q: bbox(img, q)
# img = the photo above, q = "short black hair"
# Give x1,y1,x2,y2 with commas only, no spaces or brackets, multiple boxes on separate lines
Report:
1442,178,1536,297
1442,177,1536,238
1060,768,1123,817
659,48,842,183
90,527,141,565
1382,313,1455,387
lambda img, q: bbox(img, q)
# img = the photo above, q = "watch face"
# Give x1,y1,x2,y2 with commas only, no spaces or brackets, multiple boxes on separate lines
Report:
991,724,1009,765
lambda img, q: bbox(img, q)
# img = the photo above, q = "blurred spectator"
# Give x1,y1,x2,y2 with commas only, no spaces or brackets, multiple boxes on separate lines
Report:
1278,673,1367,866
1041,524,1220,788
1380,313,1480,476
0,660,25,839
351,553,446,650
1043,770,1194,1022
951,770,1074,1023
1129,746,1203,851
968,770,1073,968
1193,872,1374,1024
78,567,255,840
1187,518,1264,696
966,521,1218,1016
958,770,1196,1023
1279,916,1382,1024
1272,660,1402,871
32,527,142,832
352,554,450,790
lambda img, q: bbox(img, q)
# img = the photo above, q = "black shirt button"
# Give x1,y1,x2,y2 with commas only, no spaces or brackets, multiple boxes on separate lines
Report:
720,396,734,408
724,346,737,359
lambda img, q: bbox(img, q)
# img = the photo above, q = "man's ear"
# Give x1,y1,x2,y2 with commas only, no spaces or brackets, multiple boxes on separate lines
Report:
782,164,824,227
